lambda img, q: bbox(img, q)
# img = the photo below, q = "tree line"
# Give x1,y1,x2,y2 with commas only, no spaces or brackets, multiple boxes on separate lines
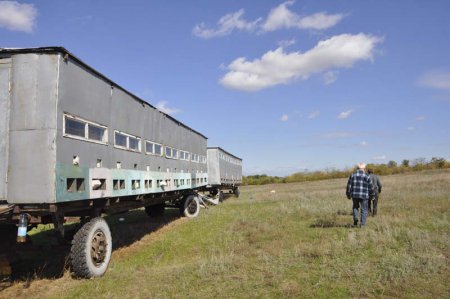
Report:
242,157,449,186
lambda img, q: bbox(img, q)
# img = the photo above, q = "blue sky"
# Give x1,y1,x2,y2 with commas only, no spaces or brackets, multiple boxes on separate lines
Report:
1,0,449,176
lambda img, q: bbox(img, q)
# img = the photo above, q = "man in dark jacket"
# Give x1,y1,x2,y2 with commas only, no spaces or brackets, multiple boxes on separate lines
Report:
346,163,374,227
367,168,382,216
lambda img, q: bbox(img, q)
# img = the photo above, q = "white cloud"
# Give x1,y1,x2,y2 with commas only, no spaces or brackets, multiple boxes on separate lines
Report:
0,1,37,33
372,155,386,161
308,110,320,119
262,1,345,32
192,9,261,39
337,109,354,120
360,141,368,146
298,12,345,30
277,38,296,48
418,69,450,90
415,116,426,121
220,33,382,91
280,114,289,121
155,101,181,115
323,71,338,85
193,1,344,39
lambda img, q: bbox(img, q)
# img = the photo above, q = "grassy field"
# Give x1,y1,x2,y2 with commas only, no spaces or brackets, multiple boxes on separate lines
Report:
1,169,449,298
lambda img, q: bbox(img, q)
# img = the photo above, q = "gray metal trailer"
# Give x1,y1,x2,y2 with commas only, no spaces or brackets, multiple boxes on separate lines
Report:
206,147,242,199
0,47,209,277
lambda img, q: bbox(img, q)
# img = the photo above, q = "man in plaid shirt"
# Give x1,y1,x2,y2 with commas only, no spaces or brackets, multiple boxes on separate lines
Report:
346,163,374,227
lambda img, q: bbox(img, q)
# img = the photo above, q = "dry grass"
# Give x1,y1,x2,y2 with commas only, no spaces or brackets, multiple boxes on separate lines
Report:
0,169,449,298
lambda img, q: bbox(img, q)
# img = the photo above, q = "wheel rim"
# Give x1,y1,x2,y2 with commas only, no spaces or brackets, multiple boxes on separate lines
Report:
91,229,108,267
187,199,197,214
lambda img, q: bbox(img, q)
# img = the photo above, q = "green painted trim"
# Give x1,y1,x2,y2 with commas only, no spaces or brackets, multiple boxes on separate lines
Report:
56,163,208,202
56,163,89,202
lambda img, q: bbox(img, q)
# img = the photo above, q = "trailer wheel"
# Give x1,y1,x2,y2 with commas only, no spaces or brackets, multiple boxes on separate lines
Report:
145,203,165,217
70,217,112,278
180,195,200,218
234,187,240,198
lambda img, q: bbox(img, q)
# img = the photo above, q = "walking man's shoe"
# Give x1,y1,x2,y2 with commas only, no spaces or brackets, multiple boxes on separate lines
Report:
353,219,358,226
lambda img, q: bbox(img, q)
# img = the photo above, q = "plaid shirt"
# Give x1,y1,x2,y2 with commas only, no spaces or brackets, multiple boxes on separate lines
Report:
346,170,374,200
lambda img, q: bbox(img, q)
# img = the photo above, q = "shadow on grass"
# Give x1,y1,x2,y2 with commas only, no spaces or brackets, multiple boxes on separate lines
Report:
310,211,355,228
1,208,180,285
309,221,354,228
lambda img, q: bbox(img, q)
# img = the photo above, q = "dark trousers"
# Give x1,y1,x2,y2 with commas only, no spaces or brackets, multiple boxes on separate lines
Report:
352,198,368,225
368,193,379,216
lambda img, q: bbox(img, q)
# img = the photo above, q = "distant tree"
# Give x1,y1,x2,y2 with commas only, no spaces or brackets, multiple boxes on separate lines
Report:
387,160,397,168
412,157,427,166
242,156,449,186
430,157,446,169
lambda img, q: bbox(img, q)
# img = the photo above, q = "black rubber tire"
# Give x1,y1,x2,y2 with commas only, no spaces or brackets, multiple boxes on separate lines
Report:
234,187,240,198
145,203,165,217
70,217,112,278
180,195,200,218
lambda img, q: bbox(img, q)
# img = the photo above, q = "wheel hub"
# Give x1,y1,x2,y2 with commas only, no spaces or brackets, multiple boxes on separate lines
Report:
91,229,107,267
187,199,197,214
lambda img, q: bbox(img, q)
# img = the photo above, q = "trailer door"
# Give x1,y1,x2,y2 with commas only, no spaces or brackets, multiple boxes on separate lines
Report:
0,58,11,201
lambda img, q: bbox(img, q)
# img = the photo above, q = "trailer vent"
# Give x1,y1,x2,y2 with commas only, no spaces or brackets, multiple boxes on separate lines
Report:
92,179,106,190
67,178,85,192
131,180,140,190
113,179,125,190
144,180,152,189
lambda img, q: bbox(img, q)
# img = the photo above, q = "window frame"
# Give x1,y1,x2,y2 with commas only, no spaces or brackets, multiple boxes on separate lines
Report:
63,113,108,145
145,140,164,156
114,130,141,152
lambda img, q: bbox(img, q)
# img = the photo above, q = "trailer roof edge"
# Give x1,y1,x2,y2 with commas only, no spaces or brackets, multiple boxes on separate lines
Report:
207,147,242,160
0,46,208,140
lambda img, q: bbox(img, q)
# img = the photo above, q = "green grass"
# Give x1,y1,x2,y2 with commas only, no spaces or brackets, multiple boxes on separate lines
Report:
1,169,449,298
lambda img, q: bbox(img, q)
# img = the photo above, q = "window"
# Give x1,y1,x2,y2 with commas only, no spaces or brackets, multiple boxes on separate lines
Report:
65,118,85,137
145,142,154,154
179,151,190,161
165,146,173,158
129,137,139,151
88,125,106,142
155,144,162,155
191,154,199,163
172,149,178,159
114,130,141,152
145,141,163,156
115,132,127,147
64,114,108,144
